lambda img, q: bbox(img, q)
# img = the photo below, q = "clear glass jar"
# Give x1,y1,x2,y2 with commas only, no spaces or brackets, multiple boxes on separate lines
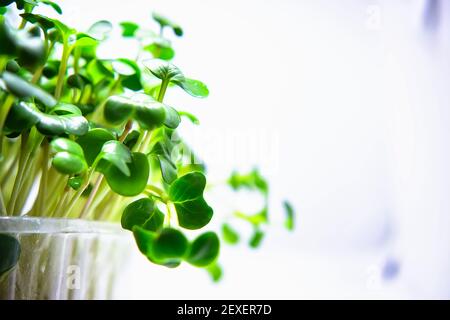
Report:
0,217,131,300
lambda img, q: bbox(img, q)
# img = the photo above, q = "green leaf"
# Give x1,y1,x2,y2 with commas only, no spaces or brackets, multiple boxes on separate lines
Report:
111,59,135,76
119,21,139,37
96,140,131,176
222,223,239,245
144,42,175,61
132,225,155,256
86,59,114,84
111,58,142,91
41,0,62,14
151,228,188,266
149,138,178,184
5,60,20,73
0,234,20,278
50,138,87,175
74,33,98,47
143,59,184,83
5,101,89,136
0,16,45,69
76,128,115,166
283,200,295,231
20,13,55,31
228,168,269,195
178,78,209,98
87,20,112,40
122,198,164,232
178,111,200,125
205,263,222,282
67,73,90,89
142,207,164,232
152,12,183,36
143,59,209,98
1,71,56,107
123,130,140,150
249,229,264,248
104,94,178,130
168,172,213,230
132,226,188,268
102,152,149,196
186,232,220,267
51,18,75,41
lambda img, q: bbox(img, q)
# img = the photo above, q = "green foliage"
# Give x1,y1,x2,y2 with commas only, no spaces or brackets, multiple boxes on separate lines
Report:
283,200,295,231
186,232,220,267
168,172,213,230
143,59,209,98
50,138,87,174
0,1,293,281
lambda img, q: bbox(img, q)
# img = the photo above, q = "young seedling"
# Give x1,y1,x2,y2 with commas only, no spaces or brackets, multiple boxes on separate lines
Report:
0,1,295,283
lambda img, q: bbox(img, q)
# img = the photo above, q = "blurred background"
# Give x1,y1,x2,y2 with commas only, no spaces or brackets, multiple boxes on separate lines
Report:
31,0,450,299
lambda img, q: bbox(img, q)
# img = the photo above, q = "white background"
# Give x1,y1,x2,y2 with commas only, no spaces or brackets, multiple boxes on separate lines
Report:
26,0,450,299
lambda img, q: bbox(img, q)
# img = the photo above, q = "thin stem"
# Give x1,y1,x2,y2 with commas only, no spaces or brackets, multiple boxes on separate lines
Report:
145,185,168,202
79,174,102,219
0,185,6,216
157,78,169,102
54,43,71,99
35,141,49,215
64,169,94,216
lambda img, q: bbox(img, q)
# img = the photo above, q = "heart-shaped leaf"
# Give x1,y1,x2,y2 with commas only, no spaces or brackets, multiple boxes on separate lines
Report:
119,21,139,37
186,231,220,267
132,226,187,268
122,197,164,232
86,59,114,84
96,140,131,176
76,128,115,166
1,71,56,107
143,59,209,98
111,58,142,91
104,94,179,130
168,172,213,230
0,234,20,278
151,228,188,265
50,138,87,174
101,151,149,196
149,137,178,184
144,41,175,61
87,20,112,41
5,101,89,136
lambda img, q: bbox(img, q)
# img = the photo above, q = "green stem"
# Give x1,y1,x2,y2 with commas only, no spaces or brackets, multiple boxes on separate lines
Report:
0,95,15,137
145,185,168,202
54,43,71,100
6,133,28,215
64,169,94,216
35,141,49,215
0,185,6,216
157,78,169,102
